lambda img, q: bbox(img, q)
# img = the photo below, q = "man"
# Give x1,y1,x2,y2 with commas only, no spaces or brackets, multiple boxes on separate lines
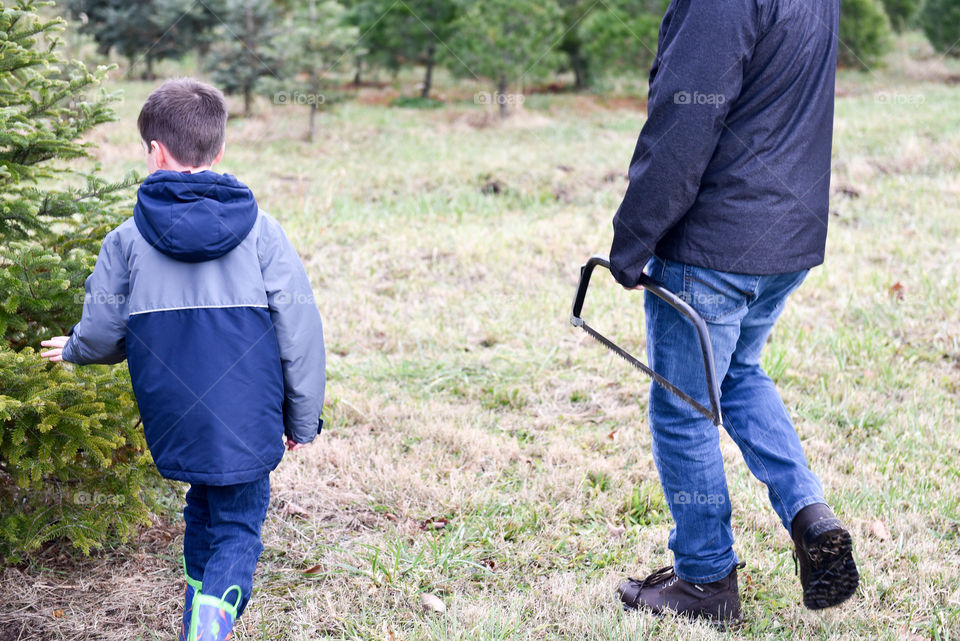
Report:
609,0,859,627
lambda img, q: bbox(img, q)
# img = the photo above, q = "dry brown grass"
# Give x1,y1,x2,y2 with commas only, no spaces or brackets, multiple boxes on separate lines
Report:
4,45,960,640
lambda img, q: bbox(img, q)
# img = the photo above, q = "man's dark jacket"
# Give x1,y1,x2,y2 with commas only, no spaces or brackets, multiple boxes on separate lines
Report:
610,0,840,287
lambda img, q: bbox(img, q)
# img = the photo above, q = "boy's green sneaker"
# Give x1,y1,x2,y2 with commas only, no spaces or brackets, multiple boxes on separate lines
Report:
180,559,203,641
188,585,242,641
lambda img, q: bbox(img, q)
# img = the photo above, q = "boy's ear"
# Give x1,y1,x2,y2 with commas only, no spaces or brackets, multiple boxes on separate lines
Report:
211,143,225,167
150,140,167,169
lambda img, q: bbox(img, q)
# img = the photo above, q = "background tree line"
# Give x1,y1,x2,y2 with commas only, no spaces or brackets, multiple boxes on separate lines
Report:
63,0,960,119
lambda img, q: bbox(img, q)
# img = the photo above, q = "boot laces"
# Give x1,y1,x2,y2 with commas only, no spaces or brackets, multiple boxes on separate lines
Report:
627,561,746,590
626,566,677,590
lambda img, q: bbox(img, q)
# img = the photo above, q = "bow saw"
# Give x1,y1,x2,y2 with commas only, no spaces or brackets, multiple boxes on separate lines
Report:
569,255,723,427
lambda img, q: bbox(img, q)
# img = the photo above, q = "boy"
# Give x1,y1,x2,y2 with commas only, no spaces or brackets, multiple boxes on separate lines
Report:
41,78,325,641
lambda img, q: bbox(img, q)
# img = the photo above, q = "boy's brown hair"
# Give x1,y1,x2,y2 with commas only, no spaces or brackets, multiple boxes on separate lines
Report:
137,78,227,167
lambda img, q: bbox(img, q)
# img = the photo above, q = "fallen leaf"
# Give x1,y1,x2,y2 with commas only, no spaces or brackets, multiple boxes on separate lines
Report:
607,430,618,441
420,592,446,614
870,519,890,541
303,564,324,574
284,502,310,519
53,609,64,618
889,282,905,301
384,513,398,522
421,518,448,531
606,521,626,539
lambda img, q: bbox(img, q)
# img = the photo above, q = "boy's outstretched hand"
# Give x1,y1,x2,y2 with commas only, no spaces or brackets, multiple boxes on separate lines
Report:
285,439,307,451
40,336,70,362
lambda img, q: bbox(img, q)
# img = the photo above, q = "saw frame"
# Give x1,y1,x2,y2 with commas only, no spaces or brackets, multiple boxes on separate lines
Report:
569,255,723,427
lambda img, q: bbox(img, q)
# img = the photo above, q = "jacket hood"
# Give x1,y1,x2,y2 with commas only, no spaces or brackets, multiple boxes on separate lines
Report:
133,170,258,263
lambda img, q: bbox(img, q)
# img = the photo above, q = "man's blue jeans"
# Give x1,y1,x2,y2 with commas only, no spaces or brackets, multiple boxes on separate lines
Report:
644,257,826,584
183,475,271,617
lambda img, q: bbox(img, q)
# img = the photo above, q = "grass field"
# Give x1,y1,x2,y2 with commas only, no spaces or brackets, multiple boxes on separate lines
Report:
1,36,959,641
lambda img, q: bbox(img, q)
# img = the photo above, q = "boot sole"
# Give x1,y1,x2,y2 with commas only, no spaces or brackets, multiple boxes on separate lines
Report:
619,602,745,630
617,585,744,629
620,604,745,631
801,527,860,610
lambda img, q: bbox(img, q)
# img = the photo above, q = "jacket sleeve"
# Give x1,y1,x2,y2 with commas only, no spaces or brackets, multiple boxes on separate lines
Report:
61,230,129,365
609,0,759,287
258,214,326,445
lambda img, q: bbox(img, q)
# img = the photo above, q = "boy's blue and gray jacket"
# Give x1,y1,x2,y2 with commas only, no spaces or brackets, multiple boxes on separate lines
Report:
62,170,325,485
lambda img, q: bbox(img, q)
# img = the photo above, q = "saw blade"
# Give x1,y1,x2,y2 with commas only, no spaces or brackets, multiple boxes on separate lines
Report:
579,321,719,425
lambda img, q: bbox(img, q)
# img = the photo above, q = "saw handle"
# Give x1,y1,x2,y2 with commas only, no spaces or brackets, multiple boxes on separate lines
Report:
570,254,723,427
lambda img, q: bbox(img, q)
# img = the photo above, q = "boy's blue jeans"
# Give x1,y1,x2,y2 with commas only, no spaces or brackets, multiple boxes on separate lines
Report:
644,257,826,584
183,476,270,617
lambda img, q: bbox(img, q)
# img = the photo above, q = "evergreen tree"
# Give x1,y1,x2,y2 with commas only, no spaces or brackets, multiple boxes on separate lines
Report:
881,0,922,31
205,0,285,115
450,0,564,118
838,0,892,69
921,0,960,56
0,0,152,560
353,0,459,98
66,0,216,79
189,0,230,68
276,0,357,141
344,0,388,85
577,0,667,82
557,0,596,89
